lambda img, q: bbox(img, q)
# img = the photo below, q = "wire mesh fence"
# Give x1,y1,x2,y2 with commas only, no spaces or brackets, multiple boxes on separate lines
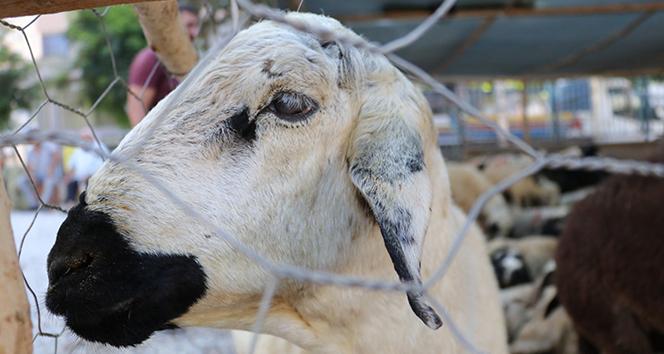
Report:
1,0,664,353
2,3,239,353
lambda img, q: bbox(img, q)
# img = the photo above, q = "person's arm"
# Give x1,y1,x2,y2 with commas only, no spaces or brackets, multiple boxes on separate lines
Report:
126,49,160,127
127,84,157,127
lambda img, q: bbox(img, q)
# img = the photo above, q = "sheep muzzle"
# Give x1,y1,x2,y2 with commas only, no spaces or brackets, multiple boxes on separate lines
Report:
45,196,208,347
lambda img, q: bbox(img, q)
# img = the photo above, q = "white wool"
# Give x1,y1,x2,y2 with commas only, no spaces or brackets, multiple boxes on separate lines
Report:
447,162,513,237
480,154,560,207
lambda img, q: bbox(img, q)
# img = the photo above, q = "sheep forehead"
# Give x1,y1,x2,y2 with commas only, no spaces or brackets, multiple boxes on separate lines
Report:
221,12,353,65
143,14,359,128
88,17,363,220
117,23,355,159
188,15,357,109
202,13,361,89
279,12,352,37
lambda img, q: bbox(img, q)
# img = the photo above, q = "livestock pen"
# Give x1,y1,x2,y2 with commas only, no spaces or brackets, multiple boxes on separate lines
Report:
1,0,664,353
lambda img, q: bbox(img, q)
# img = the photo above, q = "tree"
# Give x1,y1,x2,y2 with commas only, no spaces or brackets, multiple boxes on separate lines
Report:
0,31,36,131
68,6,146,127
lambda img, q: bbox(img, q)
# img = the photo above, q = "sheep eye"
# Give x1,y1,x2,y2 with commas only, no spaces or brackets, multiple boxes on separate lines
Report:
267,92,318,122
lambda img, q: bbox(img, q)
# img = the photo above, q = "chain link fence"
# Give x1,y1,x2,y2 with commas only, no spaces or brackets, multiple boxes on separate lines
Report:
2,0,664,353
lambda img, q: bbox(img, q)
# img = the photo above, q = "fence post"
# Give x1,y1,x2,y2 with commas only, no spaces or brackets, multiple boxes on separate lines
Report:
636,76,651,139
134,0,198,78
0,174,33,354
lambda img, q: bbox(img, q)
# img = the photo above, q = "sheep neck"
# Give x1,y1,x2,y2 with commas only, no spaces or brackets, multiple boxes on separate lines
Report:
271,159,471,354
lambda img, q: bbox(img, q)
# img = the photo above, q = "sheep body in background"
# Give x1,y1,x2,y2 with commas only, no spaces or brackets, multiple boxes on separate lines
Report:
488,236,558,280
499,259,578,354
510,286,578,354
556,147,664,354
490,248,532,288
447,162,513,238
501,283,537,340
539,145,607,194
44,13,508,354
478,154,560,207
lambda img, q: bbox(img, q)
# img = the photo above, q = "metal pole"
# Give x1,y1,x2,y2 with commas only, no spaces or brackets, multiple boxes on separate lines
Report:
521,80,531,144
452,83,467,158
549,81,561,144
637,76,651,139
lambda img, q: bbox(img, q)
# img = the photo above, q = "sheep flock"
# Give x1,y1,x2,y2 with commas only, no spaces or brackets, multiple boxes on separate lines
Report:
448,144,664,354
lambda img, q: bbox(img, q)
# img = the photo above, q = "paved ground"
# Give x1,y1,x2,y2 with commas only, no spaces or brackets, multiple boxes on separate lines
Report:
11,210,236,354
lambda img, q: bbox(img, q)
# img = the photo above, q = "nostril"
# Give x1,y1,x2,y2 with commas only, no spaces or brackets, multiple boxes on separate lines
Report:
49,253,95,286
70,253,95,271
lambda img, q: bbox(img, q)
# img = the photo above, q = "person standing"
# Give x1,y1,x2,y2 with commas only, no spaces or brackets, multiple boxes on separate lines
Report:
126,4,199,126
64,129,106,204
18,141,63,209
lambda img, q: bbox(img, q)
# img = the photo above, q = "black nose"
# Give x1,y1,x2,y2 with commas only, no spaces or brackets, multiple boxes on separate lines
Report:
46,198,114,289
45,196,208,347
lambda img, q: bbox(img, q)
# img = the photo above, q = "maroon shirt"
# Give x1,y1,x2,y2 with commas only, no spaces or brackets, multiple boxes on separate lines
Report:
128,48,179,110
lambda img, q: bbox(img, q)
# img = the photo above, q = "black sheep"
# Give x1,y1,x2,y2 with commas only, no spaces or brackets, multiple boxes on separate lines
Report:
555,145,664,354
539,145,608,193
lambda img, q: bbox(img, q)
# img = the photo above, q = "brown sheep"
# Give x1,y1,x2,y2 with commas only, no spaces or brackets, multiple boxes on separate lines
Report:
555,146,664,354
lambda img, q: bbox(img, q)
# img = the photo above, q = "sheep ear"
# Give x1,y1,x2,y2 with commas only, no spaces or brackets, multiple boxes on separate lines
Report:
348,95,442,330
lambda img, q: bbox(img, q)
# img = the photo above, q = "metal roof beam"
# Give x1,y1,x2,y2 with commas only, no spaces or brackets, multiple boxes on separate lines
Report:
341,2,664,22
533,11,654,74
436,15,497,72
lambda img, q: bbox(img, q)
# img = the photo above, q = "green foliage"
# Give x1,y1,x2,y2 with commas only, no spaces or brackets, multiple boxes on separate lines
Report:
0,32,37,131
68,6,146,127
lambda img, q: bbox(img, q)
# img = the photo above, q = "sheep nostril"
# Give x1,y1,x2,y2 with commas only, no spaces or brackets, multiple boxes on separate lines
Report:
69,253,95,271
48,253,95,286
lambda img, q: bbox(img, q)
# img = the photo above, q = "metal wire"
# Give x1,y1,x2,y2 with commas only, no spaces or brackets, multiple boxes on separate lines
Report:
0,4,222,352
2,1,664,354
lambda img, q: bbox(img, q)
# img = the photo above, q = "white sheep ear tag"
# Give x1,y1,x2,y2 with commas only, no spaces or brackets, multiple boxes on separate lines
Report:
349,125,442,330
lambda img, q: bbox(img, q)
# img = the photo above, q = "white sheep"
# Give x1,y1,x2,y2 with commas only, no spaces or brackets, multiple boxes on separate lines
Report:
500,261,577,353
447,162,513,238
479,154,560,207
488,236,558,280
510,285,578,354
45,13,508,353
501,283,536,340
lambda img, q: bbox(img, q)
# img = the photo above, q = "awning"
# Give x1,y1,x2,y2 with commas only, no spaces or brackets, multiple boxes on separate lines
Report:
277,0,664,78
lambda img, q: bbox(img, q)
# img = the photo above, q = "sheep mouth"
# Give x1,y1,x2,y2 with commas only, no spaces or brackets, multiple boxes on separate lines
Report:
45,202,208,347
45,252,207,348
47,291,182,347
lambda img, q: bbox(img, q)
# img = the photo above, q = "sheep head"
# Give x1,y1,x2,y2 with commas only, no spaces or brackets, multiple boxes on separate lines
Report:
46,12,442,347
